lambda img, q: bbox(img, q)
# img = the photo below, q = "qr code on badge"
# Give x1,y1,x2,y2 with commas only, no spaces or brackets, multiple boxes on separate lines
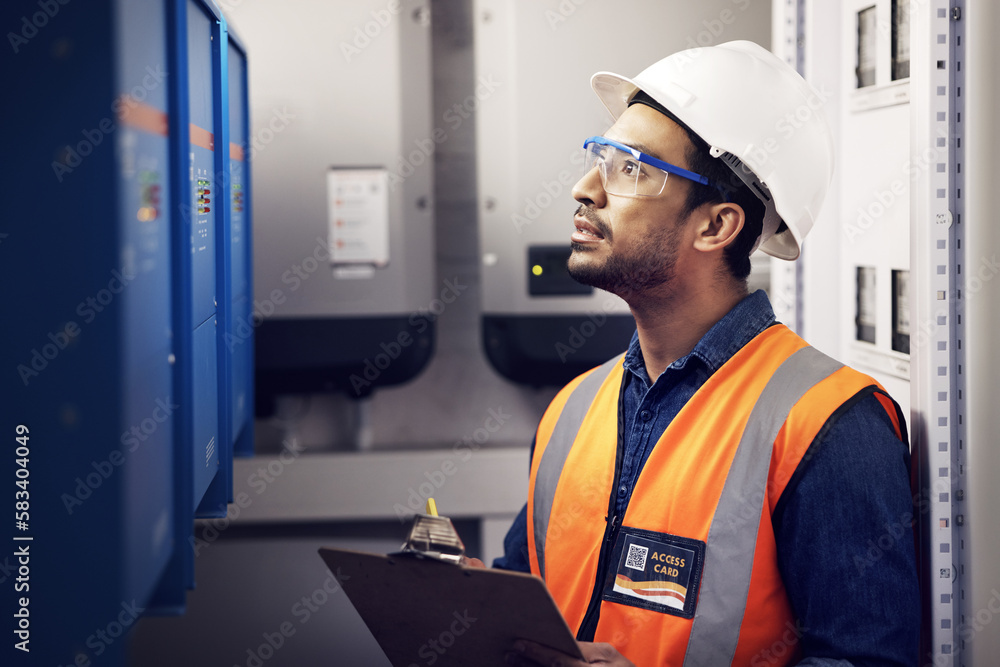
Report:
625,544,648,571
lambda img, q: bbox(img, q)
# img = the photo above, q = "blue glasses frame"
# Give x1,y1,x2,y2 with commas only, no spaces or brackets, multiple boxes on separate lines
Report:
583,135,714,189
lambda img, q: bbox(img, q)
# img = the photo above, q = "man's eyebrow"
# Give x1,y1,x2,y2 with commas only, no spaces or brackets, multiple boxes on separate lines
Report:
611,137,663,162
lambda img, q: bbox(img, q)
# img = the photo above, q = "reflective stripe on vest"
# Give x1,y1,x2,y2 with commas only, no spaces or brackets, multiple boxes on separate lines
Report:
531,346,843,595
528,324,902,665
681,346,843,666
533,354,623,581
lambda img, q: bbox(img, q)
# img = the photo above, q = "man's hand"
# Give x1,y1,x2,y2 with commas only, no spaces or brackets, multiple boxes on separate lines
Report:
459,555,485,568
505,640,636,666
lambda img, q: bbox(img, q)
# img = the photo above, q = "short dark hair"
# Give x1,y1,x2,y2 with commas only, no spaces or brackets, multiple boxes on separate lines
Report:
681,134,764,282
630,92,764,281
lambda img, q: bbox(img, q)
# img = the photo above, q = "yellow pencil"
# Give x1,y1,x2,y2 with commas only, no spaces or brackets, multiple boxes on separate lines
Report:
425,497,438,516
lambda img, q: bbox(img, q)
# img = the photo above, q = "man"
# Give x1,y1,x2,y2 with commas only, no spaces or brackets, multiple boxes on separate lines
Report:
493,41,920,666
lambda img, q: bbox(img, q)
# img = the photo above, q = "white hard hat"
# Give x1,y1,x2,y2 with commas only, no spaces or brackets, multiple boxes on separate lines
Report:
590,40,834,260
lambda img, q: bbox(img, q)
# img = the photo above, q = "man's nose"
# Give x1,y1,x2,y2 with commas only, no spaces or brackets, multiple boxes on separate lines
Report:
572,164,607,208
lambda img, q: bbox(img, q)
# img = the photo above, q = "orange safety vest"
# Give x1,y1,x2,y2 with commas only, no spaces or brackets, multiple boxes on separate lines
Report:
527,324,903,666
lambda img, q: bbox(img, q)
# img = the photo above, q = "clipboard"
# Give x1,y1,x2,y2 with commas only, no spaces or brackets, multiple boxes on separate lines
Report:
318,547,584,667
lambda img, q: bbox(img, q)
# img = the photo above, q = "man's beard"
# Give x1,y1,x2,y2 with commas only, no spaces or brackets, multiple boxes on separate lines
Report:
568,208,680,300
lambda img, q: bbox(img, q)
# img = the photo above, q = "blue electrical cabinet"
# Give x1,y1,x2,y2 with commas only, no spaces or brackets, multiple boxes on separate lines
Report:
228,27,255,460
1,0,247,661
1,0,177,663
151,0,232,610
186,1,223,509
194,6,256,516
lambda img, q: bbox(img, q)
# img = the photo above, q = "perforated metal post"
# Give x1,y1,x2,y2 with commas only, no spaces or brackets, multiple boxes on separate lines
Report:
953,0,1000,663
910,1,967,663
770,0,807,334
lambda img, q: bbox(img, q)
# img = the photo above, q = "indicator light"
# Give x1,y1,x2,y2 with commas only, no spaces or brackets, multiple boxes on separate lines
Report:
532,265,543,276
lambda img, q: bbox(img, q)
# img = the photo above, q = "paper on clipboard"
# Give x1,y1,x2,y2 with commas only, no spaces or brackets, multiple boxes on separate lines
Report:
318,548,583,667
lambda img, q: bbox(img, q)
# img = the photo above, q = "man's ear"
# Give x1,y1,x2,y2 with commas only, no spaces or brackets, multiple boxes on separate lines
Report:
692,201,745,253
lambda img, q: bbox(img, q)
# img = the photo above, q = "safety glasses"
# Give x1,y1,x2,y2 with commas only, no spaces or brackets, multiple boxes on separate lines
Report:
582,136,713,197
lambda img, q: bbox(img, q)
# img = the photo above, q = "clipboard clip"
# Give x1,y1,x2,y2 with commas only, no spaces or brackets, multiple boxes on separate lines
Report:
392,513,466,564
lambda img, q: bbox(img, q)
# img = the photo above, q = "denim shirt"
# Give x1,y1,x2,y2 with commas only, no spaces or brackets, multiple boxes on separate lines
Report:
494,290,920,666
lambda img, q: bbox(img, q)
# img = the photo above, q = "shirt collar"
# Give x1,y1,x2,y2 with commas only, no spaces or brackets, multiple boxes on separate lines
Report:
622,289,777,386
